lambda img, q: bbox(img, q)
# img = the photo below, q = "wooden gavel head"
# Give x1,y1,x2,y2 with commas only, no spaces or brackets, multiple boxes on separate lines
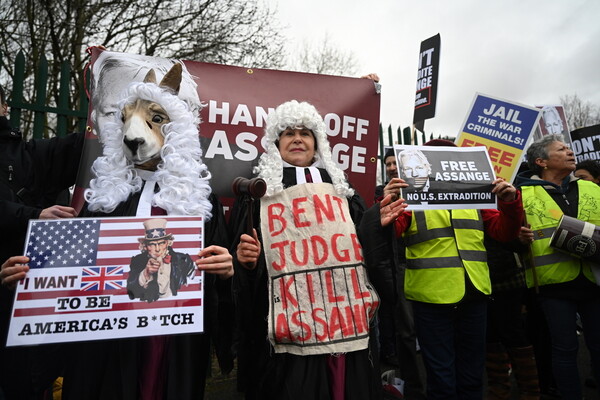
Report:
232,177,267,199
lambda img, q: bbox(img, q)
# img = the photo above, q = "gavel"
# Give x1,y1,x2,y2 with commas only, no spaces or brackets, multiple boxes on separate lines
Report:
232,177,267,199
231,177,267,236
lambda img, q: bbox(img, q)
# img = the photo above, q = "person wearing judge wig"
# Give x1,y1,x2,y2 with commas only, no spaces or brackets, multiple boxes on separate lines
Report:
516,134,600,399
231,100,382,400
61,54,234,400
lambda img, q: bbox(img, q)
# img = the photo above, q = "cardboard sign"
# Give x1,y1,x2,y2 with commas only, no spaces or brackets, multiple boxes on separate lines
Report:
260,183,379,355
7,216,204,346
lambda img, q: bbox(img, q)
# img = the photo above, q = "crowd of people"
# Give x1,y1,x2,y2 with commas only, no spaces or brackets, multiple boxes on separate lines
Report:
1,64,600,400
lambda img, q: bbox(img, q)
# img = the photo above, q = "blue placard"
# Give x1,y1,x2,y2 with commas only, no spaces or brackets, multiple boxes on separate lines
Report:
462,95,540,150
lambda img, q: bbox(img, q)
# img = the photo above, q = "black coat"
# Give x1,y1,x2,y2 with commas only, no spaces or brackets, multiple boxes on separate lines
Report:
0,117,83,399
61,190,233,400
0,116,84,265
358,203,426,399
229,168,382,400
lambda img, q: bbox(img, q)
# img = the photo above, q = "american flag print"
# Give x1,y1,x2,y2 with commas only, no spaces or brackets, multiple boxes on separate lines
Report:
26,219,101,268
7,216,205,347
25,217,203,268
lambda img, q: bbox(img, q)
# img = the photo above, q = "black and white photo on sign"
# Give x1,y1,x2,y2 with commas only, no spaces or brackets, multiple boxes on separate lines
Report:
393,145,497,210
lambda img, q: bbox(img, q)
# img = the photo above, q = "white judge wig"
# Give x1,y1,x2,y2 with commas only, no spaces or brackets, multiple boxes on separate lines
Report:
255,100,354,198
84,54,212,218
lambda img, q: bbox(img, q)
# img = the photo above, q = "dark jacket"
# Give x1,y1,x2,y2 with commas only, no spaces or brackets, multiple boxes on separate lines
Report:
0,116,84,263
0,116,84,400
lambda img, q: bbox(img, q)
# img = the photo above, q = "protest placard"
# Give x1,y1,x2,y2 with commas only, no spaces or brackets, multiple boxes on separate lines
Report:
456,93,541,183
533,104,572,147
394,145,496,210
413,33,441,126
571,124,600,162
7,216,204,346
260,183,379,356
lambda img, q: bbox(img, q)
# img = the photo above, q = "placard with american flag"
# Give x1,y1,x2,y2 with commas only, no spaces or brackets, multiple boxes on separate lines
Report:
7,215,204,347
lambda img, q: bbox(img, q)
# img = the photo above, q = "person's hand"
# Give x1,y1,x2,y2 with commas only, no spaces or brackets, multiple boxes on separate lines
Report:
518,225,534,245
491,178,517,202
380,195,407,227
144,258,160,279
1,256,30,289
236,229,261,270
196,245,233,279
39,205,78,219
383,178,408,202
360,73,380,83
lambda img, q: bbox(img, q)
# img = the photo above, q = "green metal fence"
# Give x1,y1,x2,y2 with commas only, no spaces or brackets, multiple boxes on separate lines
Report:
1,51,89,139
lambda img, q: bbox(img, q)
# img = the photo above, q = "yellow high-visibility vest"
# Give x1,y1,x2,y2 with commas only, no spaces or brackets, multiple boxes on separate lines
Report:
403,209,490,304
521,180,600,287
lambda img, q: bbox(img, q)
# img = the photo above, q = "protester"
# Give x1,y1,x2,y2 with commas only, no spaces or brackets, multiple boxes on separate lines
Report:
0,82,83,399
516,134,600,399
374,148,398,201
361,147,426,399
0,82,82,265
574,159,600,184
232,100,381,400
484,234,540,399
363,139,523,400
59,59,233,399
372,149,400,366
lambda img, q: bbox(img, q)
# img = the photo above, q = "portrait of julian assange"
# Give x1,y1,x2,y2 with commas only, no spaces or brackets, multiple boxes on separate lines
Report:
127,218,195,303
397,148,433,192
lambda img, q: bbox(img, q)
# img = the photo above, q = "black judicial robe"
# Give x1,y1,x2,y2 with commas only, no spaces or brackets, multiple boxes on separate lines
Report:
61,191,233,400
229,168,382,400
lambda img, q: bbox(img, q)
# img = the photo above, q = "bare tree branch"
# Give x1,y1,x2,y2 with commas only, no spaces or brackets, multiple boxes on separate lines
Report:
0,0,285,137
559,94,600,131
288,33,359,77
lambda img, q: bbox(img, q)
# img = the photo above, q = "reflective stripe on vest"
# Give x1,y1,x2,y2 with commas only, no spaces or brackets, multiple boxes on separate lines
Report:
403,209,491,304
522,180,600,287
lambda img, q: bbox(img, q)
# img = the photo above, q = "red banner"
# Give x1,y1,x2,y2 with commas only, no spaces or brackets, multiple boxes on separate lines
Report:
73,49,381,214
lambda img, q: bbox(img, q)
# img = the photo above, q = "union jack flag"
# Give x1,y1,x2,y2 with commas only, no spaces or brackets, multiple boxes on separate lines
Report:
80,266,125,291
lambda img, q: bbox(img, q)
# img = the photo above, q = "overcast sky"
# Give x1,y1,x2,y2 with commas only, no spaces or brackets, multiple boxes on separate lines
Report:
268,0,600,141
